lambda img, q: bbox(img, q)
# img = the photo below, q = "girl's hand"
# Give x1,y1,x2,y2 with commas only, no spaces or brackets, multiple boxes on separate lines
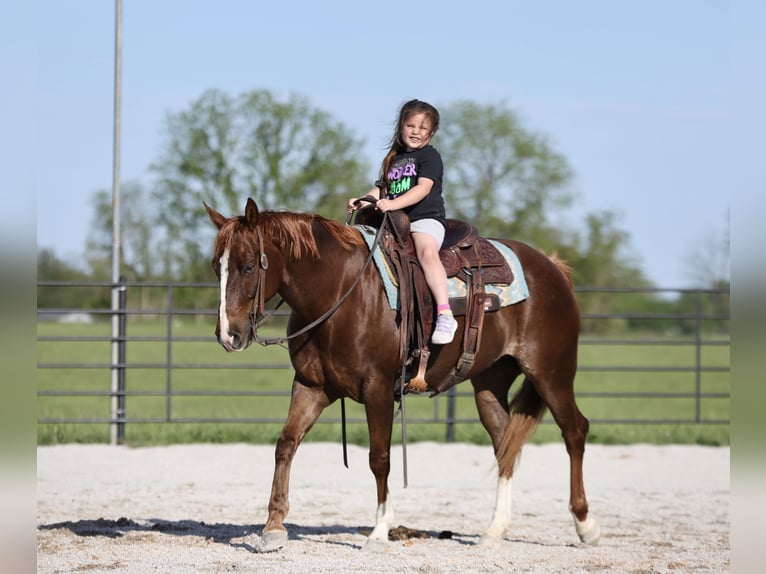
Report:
348,189,380,213
376,198,393,212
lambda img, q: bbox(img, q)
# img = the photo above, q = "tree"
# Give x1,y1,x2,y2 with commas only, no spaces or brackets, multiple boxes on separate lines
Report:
567,210,648,288
84,181,157,281
150,89,371,280
437,100,574,243
37,249,103,311
683,210,730,288
437,100,648,288
37,248,89,281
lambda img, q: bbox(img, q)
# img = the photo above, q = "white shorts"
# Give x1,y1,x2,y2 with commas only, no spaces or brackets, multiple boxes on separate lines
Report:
410,218,446,247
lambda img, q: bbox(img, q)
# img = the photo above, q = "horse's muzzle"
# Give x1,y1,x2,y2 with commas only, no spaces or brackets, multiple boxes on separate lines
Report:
217,326,252,352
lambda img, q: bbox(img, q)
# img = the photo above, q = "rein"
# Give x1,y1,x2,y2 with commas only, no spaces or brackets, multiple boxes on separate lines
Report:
249,212,389,347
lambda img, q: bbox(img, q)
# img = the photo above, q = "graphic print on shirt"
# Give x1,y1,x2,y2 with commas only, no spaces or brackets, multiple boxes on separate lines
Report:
386,158,417,197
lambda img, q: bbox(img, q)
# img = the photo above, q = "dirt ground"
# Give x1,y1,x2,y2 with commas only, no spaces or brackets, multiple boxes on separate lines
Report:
37,442,729,573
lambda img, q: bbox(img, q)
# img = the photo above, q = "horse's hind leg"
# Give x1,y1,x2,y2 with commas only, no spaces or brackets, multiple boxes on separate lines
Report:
473,367,545,544
532,371,600,545
259,380,330,552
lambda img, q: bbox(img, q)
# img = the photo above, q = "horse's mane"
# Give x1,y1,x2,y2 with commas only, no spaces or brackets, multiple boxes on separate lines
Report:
216,210,365,260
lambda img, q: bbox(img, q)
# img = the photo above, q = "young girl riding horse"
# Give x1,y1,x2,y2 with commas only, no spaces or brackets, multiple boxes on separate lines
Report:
348,99,458,344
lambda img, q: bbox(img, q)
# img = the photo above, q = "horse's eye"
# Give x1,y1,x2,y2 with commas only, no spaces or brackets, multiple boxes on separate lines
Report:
244,264,255,275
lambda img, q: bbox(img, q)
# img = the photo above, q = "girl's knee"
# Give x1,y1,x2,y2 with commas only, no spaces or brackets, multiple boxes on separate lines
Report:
417,248,440,266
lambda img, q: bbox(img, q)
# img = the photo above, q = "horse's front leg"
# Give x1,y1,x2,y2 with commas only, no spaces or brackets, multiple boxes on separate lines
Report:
258,380,330,553
363,382,395,548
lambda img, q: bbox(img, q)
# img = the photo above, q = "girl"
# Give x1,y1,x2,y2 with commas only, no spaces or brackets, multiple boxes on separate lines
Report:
348,99,457,344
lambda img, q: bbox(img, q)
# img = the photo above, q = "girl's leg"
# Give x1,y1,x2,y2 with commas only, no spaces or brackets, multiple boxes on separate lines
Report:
411,232,449,305
411,231,458,344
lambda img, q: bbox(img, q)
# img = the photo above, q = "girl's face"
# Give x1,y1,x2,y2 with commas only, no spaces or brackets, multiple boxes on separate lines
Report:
400,112,433,151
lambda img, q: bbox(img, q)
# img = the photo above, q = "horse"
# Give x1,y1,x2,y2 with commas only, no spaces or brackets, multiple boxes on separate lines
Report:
205,197,600,552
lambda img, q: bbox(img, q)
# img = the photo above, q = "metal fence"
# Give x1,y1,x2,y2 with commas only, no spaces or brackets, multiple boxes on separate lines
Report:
37,280,730,443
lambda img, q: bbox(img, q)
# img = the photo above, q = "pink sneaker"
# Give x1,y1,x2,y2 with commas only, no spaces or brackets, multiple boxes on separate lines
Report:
431,314,458,345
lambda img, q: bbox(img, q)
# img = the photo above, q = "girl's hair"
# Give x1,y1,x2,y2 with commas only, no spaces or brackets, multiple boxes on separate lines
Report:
378,99,440,186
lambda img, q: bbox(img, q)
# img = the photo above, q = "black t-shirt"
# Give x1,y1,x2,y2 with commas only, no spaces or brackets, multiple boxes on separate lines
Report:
384,145,445,224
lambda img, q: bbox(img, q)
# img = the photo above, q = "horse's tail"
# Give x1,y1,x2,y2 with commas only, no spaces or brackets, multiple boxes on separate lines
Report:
548,251,574,289
496,378,547,478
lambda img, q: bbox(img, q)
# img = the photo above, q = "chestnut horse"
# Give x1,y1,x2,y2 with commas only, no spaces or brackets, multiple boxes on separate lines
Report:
205,198,599,552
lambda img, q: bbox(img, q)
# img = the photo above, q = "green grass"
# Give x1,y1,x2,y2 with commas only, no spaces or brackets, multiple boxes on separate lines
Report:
37,321,730,446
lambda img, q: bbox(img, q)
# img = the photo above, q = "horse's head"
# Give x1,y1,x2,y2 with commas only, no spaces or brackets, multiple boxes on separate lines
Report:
205,198,276,352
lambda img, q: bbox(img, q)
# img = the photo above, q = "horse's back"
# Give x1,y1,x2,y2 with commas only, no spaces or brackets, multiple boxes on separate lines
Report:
498,238,575,293
489,239,580,337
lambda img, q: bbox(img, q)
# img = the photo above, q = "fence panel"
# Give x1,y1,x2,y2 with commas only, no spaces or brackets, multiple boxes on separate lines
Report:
37,280,730,443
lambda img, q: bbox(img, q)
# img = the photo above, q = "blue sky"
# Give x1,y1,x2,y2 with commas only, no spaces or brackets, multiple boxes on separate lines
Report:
9,1,763,287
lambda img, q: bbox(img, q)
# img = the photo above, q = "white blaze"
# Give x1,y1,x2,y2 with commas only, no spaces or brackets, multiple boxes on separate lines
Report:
218,247,233,348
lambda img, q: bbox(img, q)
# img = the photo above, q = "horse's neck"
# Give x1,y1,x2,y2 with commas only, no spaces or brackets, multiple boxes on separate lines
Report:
279,233,367,317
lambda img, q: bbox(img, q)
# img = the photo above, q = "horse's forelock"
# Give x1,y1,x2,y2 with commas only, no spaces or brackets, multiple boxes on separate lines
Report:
213,219,239,256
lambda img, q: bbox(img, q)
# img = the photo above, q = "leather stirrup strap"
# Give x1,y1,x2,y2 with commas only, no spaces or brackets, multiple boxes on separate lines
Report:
405,252,432,394
455,244,487,378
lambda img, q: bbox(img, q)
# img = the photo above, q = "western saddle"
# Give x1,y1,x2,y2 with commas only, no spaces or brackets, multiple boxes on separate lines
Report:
354,208,514,397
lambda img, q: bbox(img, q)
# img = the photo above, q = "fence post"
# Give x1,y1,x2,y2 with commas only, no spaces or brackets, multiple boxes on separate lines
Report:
108,0,124,446
165,284,174,422
110,276,127,445
117,276,127,443
694,290,702,423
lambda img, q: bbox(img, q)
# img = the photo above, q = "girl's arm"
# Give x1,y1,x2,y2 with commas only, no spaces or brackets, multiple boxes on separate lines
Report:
376,177,434,212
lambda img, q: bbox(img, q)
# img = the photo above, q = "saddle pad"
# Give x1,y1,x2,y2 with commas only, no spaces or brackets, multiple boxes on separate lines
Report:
447,239,529,306
355,225,399,309
354,226,529,310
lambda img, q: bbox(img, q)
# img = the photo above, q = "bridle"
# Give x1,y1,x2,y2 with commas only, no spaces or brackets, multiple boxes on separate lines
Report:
246,207,388,347
248,225,272,336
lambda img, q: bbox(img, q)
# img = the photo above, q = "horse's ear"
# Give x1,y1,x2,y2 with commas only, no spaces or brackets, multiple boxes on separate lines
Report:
245,197,260,228
204,202,227,230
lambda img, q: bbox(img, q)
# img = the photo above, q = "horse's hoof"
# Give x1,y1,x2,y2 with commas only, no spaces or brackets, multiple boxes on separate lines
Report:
256,529,288,553
575,517,600,546
362,538,390,553
478,534,503,548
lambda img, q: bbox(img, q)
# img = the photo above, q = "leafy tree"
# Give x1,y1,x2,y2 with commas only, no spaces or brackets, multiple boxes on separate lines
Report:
683,211,730,288
37,249,89,282
567,210,648,288
150,89,371,280
37,249,105,311
674,282,730,335
437,100,574,244
84,181,157,281
563,211,650,334
437,101,649,285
